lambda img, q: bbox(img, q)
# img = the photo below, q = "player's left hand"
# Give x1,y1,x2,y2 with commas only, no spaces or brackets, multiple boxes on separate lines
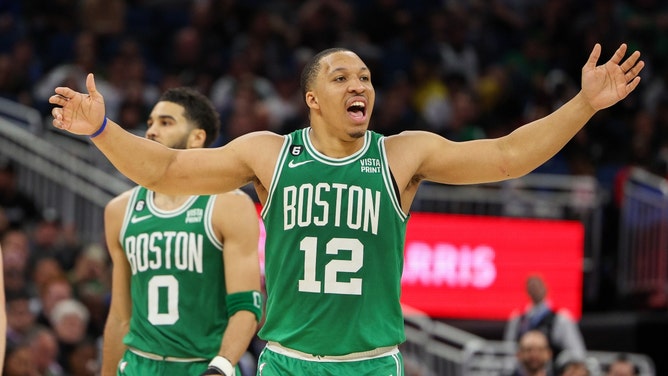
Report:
581,43,644,111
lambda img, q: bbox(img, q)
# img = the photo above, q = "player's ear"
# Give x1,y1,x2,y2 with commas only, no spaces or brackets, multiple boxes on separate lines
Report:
188,128,206,148
306,92,319,110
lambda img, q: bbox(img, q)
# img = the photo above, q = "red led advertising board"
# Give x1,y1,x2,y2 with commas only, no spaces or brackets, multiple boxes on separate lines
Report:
401,212,584,320
255,205,583,320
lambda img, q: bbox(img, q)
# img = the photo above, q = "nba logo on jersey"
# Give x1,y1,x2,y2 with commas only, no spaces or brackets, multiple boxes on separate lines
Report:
290,145,302,156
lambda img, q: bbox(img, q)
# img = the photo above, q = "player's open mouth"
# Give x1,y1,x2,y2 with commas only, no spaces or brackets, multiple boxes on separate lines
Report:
347,101,366,121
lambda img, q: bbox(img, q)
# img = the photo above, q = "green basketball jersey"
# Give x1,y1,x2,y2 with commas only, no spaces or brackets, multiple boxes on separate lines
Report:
120,187,227,358
259,128,409,356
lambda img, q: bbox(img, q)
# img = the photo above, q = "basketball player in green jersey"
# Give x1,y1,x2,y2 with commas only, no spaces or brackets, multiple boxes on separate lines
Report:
51,43,643,375
100,88,263,376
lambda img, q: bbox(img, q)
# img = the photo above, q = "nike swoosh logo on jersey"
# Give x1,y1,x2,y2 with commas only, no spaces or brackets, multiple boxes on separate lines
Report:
130,214,153,223
288,160,314,168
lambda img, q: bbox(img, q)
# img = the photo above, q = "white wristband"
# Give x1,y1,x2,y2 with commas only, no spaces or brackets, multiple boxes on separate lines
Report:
209,356,234,376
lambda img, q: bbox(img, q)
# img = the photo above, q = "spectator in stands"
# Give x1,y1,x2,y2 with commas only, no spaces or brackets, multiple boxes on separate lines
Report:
222,78,272,143
29,257,66,299
35,276,73,330
504,274,587,367
513,329,554,376
0,158,42,228
2,229,31,296
605,353,639,376
29,207,82,272
264,69,308,135
371,73,424,136
3,341,39,376
558,359,591,376
66,338,98,376
27,326,65,376
209,46,278,116
5,290,36,349
32,31,123,119
67,243,110,337
1,38,43,108
78,0,126,38
49,298,92,375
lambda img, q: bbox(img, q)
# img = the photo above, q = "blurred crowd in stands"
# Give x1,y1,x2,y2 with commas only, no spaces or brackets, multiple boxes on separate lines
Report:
1,0,668,375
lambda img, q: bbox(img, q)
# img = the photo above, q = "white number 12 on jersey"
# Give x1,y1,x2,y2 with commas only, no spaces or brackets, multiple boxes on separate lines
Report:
298,236,363,295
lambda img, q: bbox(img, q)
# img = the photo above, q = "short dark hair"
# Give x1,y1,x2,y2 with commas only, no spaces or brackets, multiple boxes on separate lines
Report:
5,288,31,303
158,87,220,147
605,353,639,375
300,47,351,102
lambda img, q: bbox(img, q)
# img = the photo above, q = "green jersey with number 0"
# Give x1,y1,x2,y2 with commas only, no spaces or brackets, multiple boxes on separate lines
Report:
259,128,408,356
120,187,227,358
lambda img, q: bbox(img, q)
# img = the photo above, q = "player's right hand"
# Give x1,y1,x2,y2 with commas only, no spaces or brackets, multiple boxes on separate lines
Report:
49,73,106,136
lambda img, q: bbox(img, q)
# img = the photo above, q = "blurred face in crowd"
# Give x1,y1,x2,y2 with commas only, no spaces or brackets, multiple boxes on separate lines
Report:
33,219,62,248
561,362,590,376
30,330,59,373
526,275,547,304
68,341,98,376
40,278,73,315
4,344,39,376
606,361,636,376
2,229,29,264
31,258,65,291
516,330,552,374
53,312,88,345
6,298,35,334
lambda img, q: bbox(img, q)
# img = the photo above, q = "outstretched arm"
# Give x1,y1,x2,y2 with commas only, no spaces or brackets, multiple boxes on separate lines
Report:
495,43,644,177
49,74,263,196
398,43,644,187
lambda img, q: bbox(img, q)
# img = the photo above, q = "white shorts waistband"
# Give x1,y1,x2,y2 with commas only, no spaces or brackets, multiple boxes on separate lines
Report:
128,347,207,363
265,342,399,362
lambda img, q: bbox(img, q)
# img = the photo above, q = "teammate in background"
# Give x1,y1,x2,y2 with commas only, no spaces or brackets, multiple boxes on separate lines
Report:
504,274,586,365
100,88,262,376
50,43,643,375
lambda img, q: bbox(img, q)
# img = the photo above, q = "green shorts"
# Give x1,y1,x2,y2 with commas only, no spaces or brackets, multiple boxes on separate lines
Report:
256,344,404,376
117,348,241,376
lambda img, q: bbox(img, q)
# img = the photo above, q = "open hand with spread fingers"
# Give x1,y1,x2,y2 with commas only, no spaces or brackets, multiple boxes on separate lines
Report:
49,73,106,137
581,43,644,111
